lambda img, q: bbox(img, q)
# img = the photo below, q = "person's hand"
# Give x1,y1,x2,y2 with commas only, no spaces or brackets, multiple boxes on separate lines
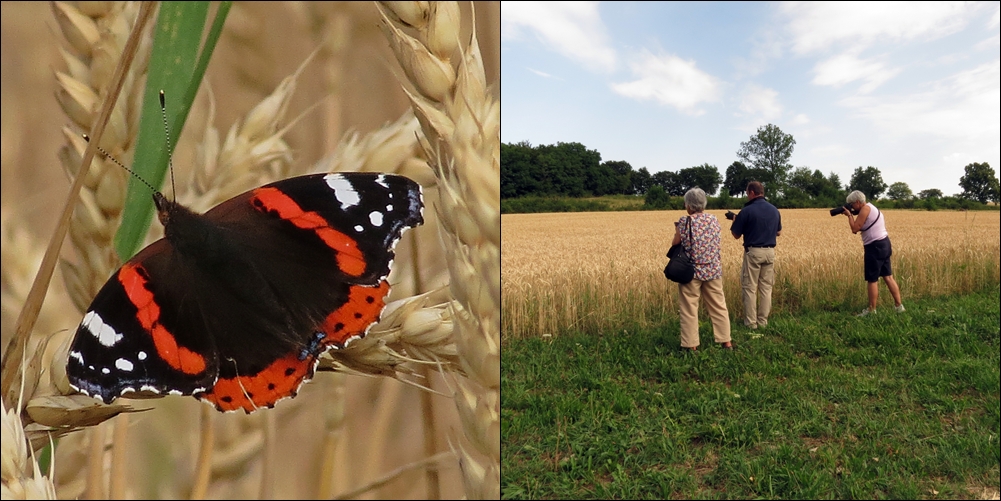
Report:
842,207,851,216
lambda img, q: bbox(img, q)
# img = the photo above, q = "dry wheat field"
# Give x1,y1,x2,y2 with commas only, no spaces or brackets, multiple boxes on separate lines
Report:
2,2,498,499
502,209,1000,339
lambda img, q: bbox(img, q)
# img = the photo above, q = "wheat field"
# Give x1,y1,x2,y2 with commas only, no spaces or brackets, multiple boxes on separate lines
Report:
2,2,498,499
501,209,1001,339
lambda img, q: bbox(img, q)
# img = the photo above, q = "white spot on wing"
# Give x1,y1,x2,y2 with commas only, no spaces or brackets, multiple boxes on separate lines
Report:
354,225,364,232
375,175,389,188
83,311,123,347
369,211,384,227
324,174,360,209
115,358,134,371
69,351,84,364
138,351,147,360
101,367,111,374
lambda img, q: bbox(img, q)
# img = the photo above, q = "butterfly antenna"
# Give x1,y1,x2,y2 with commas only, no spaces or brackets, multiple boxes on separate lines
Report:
158,90,177,202
81,134,157,195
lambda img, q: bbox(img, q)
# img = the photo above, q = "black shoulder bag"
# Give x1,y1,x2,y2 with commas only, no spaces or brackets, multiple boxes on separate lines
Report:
664,216,696,284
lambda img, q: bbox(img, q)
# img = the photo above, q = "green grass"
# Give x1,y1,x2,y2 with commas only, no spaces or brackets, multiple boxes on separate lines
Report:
501,286,1000,499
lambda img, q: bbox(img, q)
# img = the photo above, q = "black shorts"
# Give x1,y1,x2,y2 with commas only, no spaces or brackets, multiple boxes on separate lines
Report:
863,237,893,283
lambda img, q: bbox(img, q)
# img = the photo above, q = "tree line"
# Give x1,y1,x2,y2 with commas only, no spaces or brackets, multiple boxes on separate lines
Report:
501,124,1001,210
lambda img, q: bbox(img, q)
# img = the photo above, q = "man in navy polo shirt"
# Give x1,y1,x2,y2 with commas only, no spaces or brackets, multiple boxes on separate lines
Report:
730,181,782,329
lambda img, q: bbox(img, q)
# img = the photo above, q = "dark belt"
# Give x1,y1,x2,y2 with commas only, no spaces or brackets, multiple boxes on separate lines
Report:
745,245,775,251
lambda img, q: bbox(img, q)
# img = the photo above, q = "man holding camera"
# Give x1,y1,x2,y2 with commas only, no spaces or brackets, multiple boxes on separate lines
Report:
729,181,782,329
841,190,904,316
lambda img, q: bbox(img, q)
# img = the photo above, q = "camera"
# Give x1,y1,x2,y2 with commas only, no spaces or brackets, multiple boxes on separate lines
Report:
829,204,859,217
724,210,736,221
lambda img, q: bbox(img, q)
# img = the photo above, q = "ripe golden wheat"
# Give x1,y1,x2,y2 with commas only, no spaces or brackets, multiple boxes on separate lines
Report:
502,209,1000,339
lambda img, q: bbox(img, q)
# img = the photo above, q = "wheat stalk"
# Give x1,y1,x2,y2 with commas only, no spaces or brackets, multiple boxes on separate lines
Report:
377,2,500,498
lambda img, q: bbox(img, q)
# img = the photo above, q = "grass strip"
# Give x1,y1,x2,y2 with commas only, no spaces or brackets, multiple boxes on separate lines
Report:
502,286,1000,499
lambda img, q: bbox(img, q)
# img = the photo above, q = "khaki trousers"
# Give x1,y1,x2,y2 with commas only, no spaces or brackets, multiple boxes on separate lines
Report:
678,278,731,348
740,247,775,328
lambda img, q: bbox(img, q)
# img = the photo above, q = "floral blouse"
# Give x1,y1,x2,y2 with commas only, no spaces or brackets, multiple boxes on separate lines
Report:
677,213,723,281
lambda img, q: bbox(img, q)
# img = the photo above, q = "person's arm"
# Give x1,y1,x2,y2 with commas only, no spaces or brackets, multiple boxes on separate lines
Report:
672,222,682,246
845,204,871,234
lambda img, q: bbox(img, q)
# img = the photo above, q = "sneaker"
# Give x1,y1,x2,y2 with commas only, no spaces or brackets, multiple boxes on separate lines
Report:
857,308,876,317
895,304,905,313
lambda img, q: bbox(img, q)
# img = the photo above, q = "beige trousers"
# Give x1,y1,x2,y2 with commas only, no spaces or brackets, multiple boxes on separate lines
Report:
678,278,731,348
740,247,775,328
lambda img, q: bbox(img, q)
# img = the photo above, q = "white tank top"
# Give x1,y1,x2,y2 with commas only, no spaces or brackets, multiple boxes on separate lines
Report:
860,203,888,245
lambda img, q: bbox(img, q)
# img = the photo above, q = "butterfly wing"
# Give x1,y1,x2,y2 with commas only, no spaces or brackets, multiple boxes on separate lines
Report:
66,240,220,403
194,172,424,412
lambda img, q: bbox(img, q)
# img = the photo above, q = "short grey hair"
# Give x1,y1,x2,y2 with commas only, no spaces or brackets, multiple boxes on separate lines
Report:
684,187,707,212
846,190,866,205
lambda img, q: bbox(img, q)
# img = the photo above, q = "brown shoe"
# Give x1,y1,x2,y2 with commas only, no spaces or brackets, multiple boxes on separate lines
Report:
719,342,734,350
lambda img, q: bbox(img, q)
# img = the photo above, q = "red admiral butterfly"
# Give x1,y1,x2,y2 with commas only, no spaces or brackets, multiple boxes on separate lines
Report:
66,172,423,413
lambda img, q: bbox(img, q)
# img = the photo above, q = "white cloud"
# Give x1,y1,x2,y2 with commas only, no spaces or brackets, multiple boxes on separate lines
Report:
975,34,1000,51
839,59,1001,143
731,30,785,79
502,2,617,73
610,50,721,116
810,144,851,158
792,114,810,125
780,2,980,55
527,67,556,79
738,84,783,121
811,52,901,93
942,151,981,167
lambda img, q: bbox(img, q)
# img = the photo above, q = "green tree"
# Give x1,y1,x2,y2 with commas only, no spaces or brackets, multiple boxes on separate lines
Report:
736,124,796,194
535,142,600,197
631,167,652,195
602,160,634,195
586,161,618,196
849,166,887,200
886,182,913,200
722,161,770,196
678,164,722,196
644,185,670,209
651,170,685,196
500,141,539,198
917,188,943,199
788,167,825,197
723,161,749,196
958,162,1000,204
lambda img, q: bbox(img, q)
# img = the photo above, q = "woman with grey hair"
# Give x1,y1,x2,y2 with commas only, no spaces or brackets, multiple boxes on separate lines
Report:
842,190,904,316
670,187,732,351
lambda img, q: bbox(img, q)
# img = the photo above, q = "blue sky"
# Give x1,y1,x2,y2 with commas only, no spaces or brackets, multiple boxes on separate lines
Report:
501,1,1001,196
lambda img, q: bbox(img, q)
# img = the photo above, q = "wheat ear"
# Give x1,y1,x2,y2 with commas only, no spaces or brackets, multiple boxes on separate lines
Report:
377,2,500,498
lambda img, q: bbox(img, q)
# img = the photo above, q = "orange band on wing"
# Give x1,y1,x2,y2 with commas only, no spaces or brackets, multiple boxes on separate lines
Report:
119,264,207,375
251,187,366,276
320,281,390,348
199,352,315,413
